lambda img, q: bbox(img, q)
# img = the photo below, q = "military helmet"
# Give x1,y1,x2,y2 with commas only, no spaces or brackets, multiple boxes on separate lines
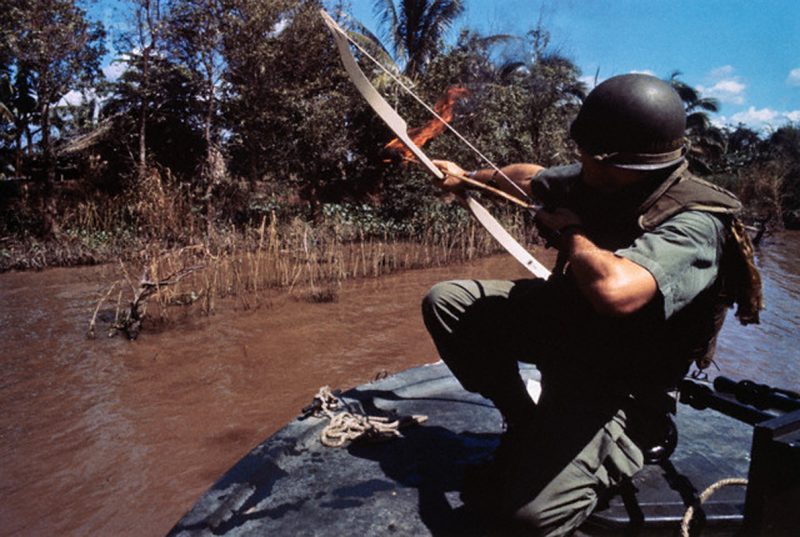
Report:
570,73,687,170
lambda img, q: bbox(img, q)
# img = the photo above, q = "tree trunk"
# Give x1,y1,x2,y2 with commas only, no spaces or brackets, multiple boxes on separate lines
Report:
39,102,59,237
138,46,149,180
137,0,160,181
204,74,215,236
25,126,33,157
14,130,22,179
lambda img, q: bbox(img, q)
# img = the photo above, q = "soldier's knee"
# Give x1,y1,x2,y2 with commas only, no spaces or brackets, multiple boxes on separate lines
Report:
510,487,597,537
510,505,561,536
421,281,459,326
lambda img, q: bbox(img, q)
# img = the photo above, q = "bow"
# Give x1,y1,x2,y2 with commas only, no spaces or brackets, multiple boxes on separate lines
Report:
320,10,550,278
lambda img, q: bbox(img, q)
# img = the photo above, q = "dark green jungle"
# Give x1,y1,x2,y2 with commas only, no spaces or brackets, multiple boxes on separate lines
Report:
3,0,799,280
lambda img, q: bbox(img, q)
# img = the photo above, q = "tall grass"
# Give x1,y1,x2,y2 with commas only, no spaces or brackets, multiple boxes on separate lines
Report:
86,205,537,338
112,207,533,318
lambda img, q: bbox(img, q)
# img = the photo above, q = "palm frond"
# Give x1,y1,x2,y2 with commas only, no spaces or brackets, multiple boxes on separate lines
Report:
687,112,712,131
372,0,403,59
344,17,395,67
497,61,526,82
693,97,719,114
372,0,464,77
372,0,402,60
0,102,14,123
669,71,700,105
475,34,519,48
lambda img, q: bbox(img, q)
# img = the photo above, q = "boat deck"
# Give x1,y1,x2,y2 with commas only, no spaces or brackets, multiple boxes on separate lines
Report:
169,363,752,536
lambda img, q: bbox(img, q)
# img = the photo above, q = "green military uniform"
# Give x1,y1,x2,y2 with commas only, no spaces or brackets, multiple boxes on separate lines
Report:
422,161,744,536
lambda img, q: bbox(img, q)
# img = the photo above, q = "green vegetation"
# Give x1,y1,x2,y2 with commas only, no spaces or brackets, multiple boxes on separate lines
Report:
1,0,799,278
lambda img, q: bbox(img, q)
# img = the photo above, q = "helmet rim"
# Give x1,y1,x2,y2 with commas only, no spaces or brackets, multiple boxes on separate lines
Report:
585,145,688,171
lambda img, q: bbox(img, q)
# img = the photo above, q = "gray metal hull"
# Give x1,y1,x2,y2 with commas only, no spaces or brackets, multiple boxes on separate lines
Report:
169,363,752,536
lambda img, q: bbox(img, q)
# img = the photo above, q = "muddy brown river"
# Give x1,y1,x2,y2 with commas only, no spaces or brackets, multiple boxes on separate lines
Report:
1,235,798,536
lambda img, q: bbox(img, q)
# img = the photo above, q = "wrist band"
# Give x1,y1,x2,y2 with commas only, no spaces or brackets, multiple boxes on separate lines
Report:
467,170,478,179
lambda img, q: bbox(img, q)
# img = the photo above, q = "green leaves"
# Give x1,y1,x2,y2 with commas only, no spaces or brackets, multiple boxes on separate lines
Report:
372,0,465,78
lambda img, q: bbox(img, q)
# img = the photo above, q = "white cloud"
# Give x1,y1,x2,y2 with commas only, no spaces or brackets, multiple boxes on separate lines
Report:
57,88,101,108
714,79,746,94
579,74,600,90
709,65,735,79
103,61,127,81
268,16,291,38
721,106,800,131
697,79,746,105
56,88,102,123
711,116,732,128
58,90,84,107
787,68,800,87
577,69,653,91
697,66,747,105
730,107,777,123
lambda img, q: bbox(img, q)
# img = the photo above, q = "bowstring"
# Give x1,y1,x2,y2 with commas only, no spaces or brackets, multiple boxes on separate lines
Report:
331,21,534,205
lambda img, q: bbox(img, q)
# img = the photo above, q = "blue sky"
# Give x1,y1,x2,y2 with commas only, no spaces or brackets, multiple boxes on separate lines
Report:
87,0,800,132
343,0,800,132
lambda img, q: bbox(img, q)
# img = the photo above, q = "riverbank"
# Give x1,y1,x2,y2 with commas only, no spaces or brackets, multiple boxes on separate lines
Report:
3,211,539,340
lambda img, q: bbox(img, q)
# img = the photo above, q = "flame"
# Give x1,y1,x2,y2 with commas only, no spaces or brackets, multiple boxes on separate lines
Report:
382,85,469,163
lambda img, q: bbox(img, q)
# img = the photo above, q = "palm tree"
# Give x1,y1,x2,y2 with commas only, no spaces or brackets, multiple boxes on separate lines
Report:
0,68,38,178
373,0,465,79
668,71,725,173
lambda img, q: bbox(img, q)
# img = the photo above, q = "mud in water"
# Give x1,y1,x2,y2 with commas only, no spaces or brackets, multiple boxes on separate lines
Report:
1,234,799,536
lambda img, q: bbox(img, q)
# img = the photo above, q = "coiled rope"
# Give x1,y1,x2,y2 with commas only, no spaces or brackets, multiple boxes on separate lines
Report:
309,386,427,448
680,477,748,537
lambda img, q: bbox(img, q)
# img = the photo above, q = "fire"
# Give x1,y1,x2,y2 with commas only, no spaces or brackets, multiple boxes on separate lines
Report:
382,85,469,163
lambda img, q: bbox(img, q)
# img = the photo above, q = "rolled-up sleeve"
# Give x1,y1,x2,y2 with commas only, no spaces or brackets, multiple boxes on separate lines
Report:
615,211,725,319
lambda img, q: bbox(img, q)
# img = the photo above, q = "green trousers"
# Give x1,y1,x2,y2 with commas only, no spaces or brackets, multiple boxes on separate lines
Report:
422,279,645,536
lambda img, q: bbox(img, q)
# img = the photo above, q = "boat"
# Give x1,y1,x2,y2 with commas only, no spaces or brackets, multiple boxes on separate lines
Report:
168,362,799,536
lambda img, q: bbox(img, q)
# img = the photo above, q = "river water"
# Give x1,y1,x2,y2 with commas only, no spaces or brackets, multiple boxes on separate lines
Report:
1,235,798,536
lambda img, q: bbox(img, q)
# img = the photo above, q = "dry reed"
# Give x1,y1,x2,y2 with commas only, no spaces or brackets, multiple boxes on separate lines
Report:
90,208,538,336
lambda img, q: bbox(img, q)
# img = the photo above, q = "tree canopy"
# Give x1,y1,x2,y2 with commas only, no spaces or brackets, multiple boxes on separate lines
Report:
1,0,798,245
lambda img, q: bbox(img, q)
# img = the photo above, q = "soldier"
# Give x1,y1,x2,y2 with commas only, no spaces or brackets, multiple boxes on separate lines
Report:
424,73,761,535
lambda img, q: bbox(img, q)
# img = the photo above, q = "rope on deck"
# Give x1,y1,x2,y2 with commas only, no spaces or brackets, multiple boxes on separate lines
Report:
309,386,427,447
680,477,748,537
